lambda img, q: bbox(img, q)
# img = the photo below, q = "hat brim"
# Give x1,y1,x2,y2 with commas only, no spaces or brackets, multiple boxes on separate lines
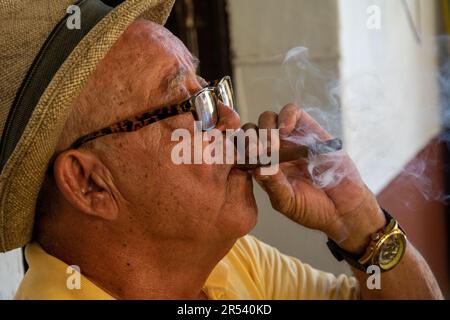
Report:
0,0,175,252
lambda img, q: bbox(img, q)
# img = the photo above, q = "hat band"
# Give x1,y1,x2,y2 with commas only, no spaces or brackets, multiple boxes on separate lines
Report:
0,0,116,171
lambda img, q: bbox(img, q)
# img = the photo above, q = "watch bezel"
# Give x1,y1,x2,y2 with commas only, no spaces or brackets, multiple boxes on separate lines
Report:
369,229,407,271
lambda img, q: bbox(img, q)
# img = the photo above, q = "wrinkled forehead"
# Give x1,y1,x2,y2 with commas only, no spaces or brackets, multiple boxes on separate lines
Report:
113,19,199,105
124,19,194,73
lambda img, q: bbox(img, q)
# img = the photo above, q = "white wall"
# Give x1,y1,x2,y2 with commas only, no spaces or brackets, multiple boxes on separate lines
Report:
0,249,24,299
339,0,440,193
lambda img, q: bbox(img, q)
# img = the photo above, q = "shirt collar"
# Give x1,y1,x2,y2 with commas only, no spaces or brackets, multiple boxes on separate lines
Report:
17,242,231,300
17,242,114,299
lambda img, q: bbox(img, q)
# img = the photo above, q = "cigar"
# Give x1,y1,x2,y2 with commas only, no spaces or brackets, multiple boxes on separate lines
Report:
235,138,343,170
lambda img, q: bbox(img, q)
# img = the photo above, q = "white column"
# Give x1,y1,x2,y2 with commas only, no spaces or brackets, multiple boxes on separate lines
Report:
0,249,24,299
338,0,440,193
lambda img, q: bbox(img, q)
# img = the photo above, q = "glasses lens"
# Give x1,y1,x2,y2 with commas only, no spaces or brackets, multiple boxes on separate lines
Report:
194,89,218,131
217,77,234,110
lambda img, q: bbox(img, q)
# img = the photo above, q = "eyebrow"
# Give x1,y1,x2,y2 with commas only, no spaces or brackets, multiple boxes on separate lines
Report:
191,56,200,70
162,56,200,92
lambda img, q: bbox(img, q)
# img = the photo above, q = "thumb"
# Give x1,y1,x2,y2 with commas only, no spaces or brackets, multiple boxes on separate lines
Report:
253,167,294,214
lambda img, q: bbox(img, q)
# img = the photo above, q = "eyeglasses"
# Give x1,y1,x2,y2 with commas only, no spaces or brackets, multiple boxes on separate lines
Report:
71,76,235,149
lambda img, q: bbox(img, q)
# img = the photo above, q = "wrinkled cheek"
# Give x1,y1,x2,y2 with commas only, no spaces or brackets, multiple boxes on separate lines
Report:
222,187,258,237
225,171,257,210
135,125,164,153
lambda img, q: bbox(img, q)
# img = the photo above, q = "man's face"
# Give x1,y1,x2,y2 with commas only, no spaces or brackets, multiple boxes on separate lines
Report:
78,19,257,244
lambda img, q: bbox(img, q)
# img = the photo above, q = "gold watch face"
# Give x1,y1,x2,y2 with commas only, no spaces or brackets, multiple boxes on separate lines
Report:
374,232,406,271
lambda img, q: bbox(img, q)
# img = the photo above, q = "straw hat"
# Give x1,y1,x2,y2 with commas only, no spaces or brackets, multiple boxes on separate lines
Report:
0,0,175,252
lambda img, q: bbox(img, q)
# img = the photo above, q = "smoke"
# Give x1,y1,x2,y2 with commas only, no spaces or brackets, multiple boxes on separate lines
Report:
274,39,450,205
396,36,450,206
438,36,450,146
279,47,348,189
282,47,342,138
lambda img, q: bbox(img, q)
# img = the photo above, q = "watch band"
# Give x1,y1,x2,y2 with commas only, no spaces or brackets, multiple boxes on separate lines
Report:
326,208,396,272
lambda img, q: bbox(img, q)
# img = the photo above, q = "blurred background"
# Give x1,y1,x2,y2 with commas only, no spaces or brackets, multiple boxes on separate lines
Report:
0,0,449,299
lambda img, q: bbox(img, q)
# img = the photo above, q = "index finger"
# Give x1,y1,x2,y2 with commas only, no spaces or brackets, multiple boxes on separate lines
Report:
278,104,332,141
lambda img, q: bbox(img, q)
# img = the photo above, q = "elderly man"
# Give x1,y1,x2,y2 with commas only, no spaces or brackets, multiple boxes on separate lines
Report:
0,0,443,299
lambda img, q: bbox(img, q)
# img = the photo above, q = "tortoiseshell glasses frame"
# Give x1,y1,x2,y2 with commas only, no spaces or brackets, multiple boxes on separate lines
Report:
70,76,235,149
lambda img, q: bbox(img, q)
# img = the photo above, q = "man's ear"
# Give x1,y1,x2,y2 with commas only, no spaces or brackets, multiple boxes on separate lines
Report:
53,149,119,220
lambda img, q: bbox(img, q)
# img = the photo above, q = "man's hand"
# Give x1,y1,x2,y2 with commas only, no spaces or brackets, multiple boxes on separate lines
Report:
248,104,444,299
252,104,386,255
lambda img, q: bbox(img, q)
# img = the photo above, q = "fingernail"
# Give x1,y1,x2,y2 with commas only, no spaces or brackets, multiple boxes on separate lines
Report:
255,174,270,181
278,123,289,138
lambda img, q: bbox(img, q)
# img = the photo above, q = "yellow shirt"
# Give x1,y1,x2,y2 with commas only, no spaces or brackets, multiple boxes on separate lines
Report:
15,235,359,300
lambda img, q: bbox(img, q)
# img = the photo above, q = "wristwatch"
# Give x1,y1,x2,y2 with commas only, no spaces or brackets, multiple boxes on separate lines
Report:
327,208,407,272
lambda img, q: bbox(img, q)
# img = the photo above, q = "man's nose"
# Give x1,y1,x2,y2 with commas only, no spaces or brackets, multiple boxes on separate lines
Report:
215,104,241,132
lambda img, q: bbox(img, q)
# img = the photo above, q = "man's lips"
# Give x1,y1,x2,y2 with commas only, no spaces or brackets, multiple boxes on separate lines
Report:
226,167,253,197
229,167,251,176
228,161,253,179
227,167,253,190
